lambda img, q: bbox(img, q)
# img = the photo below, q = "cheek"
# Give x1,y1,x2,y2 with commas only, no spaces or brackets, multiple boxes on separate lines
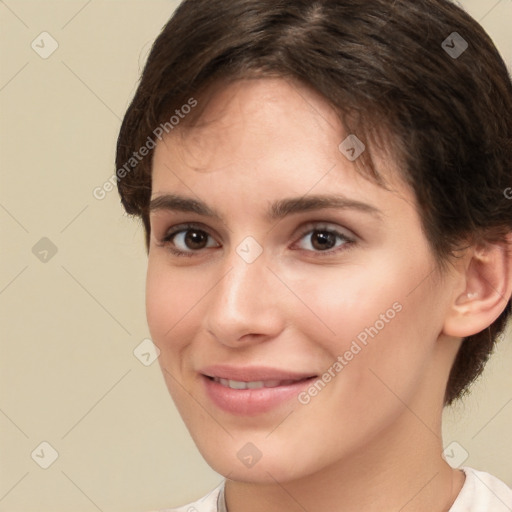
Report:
145,259,205,357
282,262,400,350
288,254,442,396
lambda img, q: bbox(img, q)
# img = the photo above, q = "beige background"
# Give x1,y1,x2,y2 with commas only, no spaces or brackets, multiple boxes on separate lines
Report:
0,1,511,511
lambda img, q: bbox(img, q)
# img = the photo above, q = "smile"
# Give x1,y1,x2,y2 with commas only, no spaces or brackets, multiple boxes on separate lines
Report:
201,369,318,415
210,377,306,390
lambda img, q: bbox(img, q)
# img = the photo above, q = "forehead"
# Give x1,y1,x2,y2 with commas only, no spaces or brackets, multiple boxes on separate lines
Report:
151,77,409,211
157,78,343,168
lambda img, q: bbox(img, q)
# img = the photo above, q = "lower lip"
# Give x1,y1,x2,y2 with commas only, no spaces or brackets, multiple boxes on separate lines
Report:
202,375,316,416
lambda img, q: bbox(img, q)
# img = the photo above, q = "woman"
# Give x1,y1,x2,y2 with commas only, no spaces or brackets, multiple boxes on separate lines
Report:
115,0,512,510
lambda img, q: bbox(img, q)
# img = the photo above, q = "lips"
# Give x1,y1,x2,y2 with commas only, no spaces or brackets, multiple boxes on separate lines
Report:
199,365,317,415
200,364,316,382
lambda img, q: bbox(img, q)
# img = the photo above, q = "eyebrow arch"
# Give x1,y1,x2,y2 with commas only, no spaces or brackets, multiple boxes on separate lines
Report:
149,193,382,221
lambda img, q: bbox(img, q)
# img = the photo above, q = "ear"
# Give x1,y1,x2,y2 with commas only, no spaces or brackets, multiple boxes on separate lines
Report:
442,234,512,338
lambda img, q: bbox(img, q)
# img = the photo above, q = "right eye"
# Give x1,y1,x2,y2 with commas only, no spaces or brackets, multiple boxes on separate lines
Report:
160,223,221,257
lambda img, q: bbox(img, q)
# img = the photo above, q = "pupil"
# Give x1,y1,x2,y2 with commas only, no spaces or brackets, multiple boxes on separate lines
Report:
312,231,335,250
186,230,207,249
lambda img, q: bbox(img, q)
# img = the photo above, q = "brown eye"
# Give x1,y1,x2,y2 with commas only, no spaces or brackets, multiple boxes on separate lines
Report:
294,224,354,255
182,229,209,250
162,224,220,256
310,230,338,251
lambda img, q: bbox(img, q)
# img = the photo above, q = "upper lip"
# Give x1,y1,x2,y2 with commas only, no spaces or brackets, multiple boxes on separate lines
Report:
199,365,317,382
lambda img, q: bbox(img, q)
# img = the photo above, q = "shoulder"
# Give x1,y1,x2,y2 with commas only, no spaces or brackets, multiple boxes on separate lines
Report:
146,481,225,512
450,466,512,512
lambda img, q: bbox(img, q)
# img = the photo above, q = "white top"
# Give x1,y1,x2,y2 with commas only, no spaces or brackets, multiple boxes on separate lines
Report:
154,467,512,512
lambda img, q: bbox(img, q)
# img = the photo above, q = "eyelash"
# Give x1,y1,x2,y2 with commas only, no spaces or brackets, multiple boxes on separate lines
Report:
158,222,355,258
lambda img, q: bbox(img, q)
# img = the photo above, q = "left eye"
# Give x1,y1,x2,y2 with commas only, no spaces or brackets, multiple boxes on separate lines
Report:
295,227,353,253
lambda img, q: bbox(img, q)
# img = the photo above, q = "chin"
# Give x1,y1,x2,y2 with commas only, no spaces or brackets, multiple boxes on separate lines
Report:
192,433,320,485
207,452,308,484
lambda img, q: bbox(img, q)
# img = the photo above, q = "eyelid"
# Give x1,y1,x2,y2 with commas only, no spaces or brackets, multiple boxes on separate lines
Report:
161,221,218,241
293,221,356,242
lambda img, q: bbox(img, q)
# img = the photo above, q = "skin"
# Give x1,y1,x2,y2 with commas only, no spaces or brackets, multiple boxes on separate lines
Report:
145,77,509,511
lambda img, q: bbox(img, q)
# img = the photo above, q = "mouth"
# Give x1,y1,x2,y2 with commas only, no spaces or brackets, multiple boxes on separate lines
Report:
199,366,318,415
207,376,313,390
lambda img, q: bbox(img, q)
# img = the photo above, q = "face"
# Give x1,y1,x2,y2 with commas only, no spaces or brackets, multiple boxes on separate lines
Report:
146,78,457,484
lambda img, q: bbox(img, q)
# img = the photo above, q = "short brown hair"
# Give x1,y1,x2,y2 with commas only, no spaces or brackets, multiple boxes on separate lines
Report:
116,0,512,405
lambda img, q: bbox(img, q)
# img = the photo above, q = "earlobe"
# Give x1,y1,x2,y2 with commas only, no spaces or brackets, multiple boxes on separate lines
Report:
443,235,512,338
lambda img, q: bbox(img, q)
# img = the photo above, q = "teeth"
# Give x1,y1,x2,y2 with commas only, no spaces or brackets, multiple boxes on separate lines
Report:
212,377,301,390
228,379,247,390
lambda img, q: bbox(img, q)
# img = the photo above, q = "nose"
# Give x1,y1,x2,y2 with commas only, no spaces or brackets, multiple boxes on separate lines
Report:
203,247,286,347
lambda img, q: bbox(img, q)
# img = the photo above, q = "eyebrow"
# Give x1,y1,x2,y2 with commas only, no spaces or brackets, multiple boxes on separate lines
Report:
149,193,382,221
